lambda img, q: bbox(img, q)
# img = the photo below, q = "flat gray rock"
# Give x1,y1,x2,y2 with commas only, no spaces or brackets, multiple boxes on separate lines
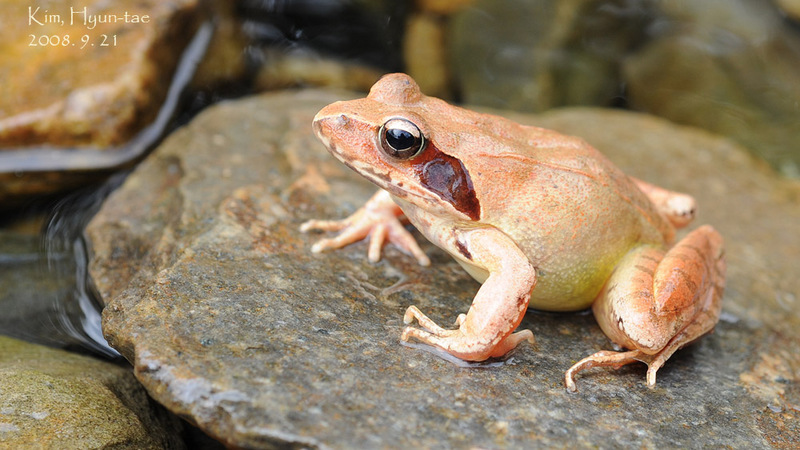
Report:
87,89,800,448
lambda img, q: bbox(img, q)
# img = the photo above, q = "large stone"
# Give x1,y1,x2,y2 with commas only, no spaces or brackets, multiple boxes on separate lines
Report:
0,0,199,148
623,0,800,177
449,0,653,112
87,89,800,447
0,336,184,448
0,0,203,205
776,0,800,22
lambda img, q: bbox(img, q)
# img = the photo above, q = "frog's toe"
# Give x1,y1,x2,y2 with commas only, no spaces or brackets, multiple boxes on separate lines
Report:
309,226,367,253
666,194,696,227
401,325,459,343
511,329,535,346
401,326,485,360
387,227,430,266
303,216,373,253
403,305,449,335
401,326,531,362
646,365,659,388
643,345,675,388
564,350,644,392
402,311,534,362
300,218,347,233
564,348,673,391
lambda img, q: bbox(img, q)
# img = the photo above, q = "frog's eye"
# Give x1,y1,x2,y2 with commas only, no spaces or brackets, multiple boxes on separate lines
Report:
379,118,426,159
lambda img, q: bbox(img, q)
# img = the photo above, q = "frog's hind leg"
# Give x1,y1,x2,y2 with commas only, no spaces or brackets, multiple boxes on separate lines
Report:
630,177,696,228
565,225,725,391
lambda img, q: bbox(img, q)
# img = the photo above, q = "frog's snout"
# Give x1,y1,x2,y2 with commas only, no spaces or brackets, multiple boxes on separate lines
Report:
313,109,349,139
311,115,327,138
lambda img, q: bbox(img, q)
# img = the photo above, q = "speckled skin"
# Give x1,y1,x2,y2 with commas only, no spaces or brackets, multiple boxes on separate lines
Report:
304,73,726,390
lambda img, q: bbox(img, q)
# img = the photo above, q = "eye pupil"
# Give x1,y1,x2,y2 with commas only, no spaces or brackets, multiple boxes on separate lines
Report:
386,129,415,151
379,118,425,159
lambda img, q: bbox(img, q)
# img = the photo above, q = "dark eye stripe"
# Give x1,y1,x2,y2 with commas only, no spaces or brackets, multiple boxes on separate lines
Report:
417,142,481,220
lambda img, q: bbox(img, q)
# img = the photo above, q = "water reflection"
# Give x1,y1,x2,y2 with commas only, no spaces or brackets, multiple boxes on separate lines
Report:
0,175,127,358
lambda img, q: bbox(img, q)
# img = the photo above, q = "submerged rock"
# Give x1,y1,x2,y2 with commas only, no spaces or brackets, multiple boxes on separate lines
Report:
0,232,79,349
87,89,800,447
624,0,800,177
777,0,800,21
449,0,653,112
0,336,184,449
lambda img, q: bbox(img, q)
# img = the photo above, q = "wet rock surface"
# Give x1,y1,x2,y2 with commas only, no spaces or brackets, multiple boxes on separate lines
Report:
0,0,203,205
0,336,184,449
0,0,199,148
87,89,800,447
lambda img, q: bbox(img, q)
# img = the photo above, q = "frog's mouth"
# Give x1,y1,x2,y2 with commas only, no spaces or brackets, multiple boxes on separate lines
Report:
332,149,435,207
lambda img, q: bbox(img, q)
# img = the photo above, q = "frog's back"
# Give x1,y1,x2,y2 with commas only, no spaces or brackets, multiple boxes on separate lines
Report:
418,97,674,310
463,120,673,311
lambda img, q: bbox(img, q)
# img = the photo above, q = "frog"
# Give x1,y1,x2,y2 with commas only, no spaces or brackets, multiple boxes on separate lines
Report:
301,73,726,391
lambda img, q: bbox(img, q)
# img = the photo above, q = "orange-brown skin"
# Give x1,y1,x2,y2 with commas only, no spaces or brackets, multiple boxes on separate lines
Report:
301,73,726,391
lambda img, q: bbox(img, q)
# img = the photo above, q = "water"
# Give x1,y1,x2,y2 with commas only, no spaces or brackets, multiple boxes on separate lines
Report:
0,22,216,357
0,1,409,356
0,176,126,358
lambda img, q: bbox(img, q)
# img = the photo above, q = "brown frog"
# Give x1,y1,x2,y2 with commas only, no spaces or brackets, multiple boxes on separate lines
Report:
302,73,726,391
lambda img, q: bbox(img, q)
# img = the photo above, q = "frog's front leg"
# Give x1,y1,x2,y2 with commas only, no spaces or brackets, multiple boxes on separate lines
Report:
401,227,536,361
565,225,725,391
301,189,430,266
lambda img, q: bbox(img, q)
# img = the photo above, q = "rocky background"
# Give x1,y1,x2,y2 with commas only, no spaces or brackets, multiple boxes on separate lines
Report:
2,0,799,448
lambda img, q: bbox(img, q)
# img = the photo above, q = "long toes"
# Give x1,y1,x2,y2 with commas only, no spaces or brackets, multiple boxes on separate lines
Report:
401,326,458,343
646,367,658,387
644,355,667,388
386,223,430,266
400,326,417,342
403,306,454,336
667,195,696,225
310,224,372,253
367,223,388,263
403,306,421,325
300,219,347,233
310,236,352,253
564,350,642,392
514,329,535,345
310,238,336,254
